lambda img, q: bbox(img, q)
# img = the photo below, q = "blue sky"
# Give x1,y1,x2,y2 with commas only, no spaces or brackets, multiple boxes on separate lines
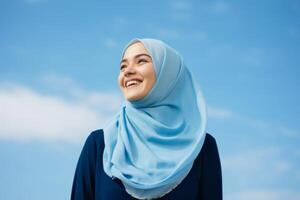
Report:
0,0,299,199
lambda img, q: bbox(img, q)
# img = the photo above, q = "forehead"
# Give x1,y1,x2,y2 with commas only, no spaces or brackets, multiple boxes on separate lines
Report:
123,42,150,59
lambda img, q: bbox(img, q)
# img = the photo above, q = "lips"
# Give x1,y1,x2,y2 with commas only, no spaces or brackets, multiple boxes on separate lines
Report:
125,79,142,88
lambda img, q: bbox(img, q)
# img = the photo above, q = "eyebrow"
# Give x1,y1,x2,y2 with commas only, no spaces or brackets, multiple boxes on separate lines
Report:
120,53,151,64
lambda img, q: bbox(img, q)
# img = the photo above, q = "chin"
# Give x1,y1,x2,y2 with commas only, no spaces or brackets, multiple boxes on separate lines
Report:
123,84,149,101
125,91,145,101
126,95,141,101
123,88,144,101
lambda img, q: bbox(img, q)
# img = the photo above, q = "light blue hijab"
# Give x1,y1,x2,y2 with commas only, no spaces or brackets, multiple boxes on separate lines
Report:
103,38,207,199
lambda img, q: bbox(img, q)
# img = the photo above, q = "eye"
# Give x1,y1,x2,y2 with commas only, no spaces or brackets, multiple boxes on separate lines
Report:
138,59,148,64
120,64,126,71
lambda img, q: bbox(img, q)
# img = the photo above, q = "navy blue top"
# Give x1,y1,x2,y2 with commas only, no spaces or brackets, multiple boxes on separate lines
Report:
71,129,222,200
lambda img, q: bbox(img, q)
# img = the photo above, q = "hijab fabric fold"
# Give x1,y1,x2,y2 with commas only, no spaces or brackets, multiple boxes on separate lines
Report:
103,38,207,199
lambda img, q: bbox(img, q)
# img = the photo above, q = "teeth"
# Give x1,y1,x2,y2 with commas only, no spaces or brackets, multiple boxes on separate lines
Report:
126,80,140,87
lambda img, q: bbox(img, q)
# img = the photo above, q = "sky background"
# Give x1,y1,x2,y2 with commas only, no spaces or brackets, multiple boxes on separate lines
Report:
0,0,300,199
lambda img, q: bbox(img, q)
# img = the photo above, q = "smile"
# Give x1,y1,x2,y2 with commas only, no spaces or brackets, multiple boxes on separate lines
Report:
125,79,142,88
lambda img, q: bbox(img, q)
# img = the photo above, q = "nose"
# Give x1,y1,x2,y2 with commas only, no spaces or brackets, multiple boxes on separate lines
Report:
124,66,136,77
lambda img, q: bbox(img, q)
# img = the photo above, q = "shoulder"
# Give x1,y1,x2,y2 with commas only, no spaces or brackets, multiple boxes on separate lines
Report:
88,129,104,141
86,129,104,142
82,129,105,154
192,133,220,176
203,133,218,148
197,133,220,159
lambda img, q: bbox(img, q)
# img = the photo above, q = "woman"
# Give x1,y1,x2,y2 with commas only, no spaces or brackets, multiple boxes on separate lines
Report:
71,38,222,200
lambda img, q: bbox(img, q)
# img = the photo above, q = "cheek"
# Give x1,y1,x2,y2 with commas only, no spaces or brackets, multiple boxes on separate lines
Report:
151,70,156,83
146,67,156,86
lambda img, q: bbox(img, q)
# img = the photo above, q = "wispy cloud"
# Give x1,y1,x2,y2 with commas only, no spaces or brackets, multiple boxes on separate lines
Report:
192,31,208,41
1,73,297,144
206,44,266,69
41,74,75,88
210,1,231,14
222,145,300,193
154,28,207,41
207,105,233,119
223,147,293,174
207,103,299,140
103,38,118,49
242,47,265,67
228,189,300,200
236,114,300,139
168,0,193,22
169,13,192,21
40,74,123,113
24,0,46,4
169,0,191,10
102,17,129,49
157,28,181,39
0,80,122,142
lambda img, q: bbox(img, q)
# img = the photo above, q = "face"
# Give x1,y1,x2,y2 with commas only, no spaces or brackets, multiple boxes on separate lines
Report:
118,42,156,101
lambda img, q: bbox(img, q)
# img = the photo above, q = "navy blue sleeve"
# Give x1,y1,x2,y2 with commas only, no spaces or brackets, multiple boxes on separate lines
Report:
198,134,223,200
71,130,103,200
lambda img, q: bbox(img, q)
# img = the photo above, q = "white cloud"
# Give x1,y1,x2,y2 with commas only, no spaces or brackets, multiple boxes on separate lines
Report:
207,105,233,119
228,189,300,200
41,74,75,88
207,101,300,140
277,126,300,139
41,74,123,114
223,147,286,173
1,74,297,145
0,83,122,142
274,160,293,173
236,114,300,139
222,146,300,191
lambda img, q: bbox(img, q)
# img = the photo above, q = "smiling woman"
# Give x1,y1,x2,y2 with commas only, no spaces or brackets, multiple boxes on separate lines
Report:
118,42,156,101
71,38,222,200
